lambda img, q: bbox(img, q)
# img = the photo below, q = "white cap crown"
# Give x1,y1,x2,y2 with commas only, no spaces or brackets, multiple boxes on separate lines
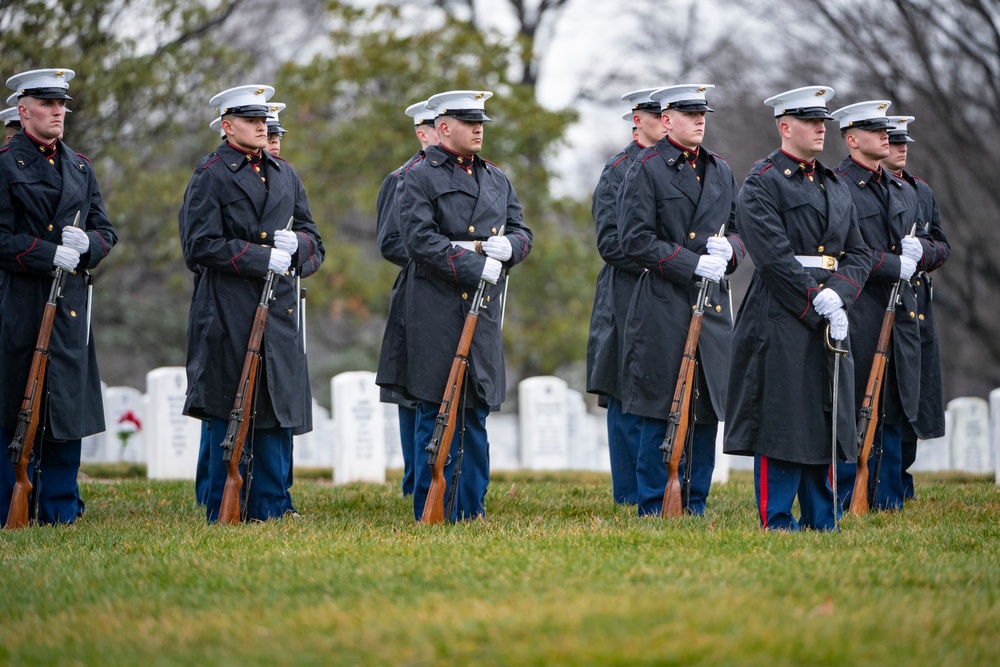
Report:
427,90,493,122
763,86,835,119
209,85,274,117
830,100,892,130
650,84,715,112
405,100,437,126
6,68,75,100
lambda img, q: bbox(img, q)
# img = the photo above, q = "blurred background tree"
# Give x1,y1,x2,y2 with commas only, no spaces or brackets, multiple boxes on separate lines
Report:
2,0,996,409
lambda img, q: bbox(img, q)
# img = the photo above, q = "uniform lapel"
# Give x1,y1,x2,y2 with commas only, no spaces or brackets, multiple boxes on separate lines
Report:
691,157,721,227
54,143,86,223
219,144,267,218
470,160,502,225
261,156,285,219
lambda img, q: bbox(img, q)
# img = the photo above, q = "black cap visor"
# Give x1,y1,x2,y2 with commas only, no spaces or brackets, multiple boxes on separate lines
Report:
19,87,72,101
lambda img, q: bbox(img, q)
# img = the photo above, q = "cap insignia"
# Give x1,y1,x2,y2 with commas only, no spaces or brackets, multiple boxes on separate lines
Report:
877,103,888,110
697,87,707,92
55,71,65,77
255,88,265,95
815,90,827,96
475,92,485,100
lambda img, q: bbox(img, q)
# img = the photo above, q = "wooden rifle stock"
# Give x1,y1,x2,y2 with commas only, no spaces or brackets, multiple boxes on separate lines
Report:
660,282,707,518
420,280,487,525
217,217,292,525
849,224,916,517
6,211,80,530
847,283,898,517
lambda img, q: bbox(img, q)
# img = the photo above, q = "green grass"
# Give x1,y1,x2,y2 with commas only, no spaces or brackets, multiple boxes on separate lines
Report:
2,471,998,666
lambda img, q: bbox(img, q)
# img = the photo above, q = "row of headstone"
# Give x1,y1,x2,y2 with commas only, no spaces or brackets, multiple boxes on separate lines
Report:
80,369,1000,486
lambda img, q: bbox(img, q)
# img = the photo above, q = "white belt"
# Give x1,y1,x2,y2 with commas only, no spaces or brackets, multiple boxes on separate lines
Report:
795,255,838,270
451,240,484,253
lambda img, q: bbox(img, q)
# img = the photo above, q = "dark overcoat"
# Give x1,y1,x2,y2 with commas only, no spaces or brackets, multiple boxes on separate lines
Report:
181,142,324,434
0,133,117,439
375,153,420,408
586,141,646,402
725,150,871,465
617,138,744,420
376,145,532,409
901,170,949,439
836,158,934,427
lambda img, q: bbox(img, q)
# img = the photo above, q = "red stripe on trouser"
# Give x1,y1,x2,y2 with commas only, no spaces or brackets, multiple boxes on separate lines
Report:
759,456,768,528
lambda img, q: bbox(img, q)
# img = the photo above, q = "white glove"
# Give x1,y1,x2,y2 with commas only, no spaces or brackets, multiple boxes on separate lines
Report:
268,248,292,275
693,255,726,283
61,225,89,254
53,245,81,272
900,237,922,263
482,236,512,262
481,257,502,285
706,236,733,261
899,256,916,281
812,288,844,318
827,308,849,341
273,229,297,254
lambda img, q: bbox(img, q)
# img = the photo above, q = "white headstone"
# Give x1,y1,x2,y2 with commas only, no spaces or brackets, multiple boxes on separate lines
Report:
948,397,991,473
292,400,331,469
911,410,952,472
104,386,146,464
331,371,386,484
145,367,201,480
486,412,520,471
519,376,569,470
383,404,404,471
565,389,591,469
712,422,730,484
990,389,1000,485
80,381,109,463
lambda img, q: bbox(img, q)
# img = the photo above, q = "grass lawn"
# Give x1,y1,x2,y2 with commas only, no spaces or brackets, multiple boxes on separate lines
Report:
1,469,998,666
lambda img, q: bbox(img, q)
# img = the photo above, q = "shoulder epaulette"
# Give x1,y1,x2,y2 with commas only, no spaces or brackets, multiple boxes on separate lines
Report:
611,153,630,168
640,151,661,164
0,145,9,155
403,154,426,174
753,160,773,176
75,152,92,163
200,154,222,170
482,157,501,169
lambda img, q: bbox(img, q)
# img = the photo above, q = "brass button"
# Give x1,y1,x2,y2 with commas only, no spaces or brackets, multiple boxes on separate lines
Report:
784,168,792,175
891,245,897,251
491,228,497,234
457,156,464,164
468,226,475,233
48,158,55,165
70,310,77,317
691,305,696,311
47,224,53,231
466,168,472,175
688,232,696,239
909,311,915,318
918,313,925,321
715,305,722,313
486,295,491,302
462,292,468,300
287,308,293,314
261,232,268,239
817,245,825,252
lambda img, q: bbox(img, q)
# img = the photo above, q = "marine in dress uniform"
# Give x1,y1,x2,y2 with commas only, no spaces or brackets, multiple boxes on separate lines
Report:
0,68,117,525
2,105,21,143
265,102,286,158
376,90,532,522
830,101,935,512
586,88,667,505
376,100,440,498
617,84,745,516
879,115,949,501
724,86,871,531
181,85,324,523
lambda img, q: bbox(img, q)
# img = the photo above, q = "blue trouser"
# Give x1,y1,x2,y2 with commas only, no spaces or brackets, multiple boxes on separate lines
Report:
1,427,84,525
412,400,490,523
399,404,417,497
837,422,903,511
636,417,716,516
195,420,211,505
607,398,641,504
900,437,917,500
755,455,836,531
204,417,294,522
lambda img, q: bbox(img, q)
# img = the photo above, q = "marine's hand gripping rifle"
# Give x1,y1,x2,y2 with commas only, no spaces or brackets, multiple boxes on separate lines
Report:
848,223,917,517
6,211,81,530
217,217,293,525
660,224,726,518
420,279,490,525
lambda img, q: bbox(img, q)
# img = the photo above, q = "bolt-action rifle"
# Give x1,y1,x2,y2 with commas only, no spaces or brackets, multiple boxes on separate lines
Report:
420,279,490,525
218,217,292,525
660,224,726,518
6,211,81,529
849,223,917,517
